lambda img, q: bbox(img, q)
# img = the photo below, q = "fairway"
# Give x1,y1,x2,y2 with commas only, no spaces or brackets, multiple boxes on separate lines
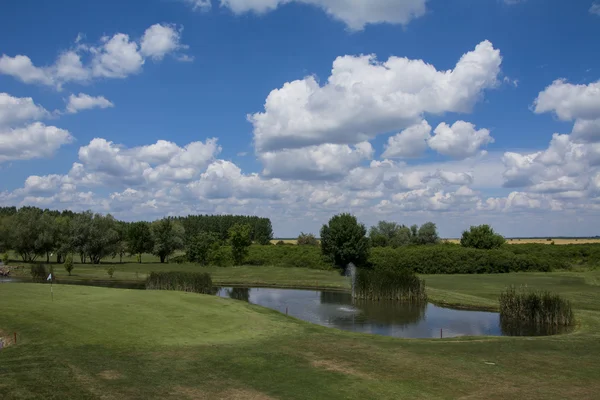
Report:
2,272,600,399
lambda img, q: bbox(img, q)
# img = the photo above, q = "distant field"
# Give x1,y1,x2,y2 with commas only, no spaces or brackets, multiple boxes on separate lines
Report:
275,238,600,245
444,238,600,245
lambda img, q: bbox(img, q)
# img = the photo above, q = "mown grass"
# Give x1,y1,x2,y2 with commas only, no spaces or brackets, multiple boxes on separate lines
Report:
2,273,600,399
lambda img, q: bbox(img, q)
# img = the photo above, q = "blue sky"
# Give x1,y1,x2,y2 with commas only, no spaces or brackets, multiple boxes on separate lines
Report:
1,0,600,237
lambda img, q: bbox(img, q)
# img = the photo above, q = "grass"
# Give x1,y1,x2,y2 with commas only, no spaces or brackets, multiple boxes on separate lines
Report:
2,272,600,399
10,261,350,290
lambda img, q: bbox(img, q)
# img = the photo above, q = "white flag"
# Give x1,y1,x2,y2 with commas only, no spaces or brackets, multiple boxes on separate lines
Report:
47,273,52,281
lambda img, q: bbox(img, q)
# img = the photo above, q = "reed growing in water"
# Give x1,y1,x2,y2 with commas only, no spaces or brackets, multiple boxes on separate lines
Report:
146,271,213,294
499,286,574,332
353,269,427,302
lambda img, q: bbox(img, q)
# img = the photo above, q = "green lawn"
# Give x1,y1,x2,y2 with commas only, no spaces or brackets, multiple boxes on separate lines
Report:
11,261,350,290
2,271,600,399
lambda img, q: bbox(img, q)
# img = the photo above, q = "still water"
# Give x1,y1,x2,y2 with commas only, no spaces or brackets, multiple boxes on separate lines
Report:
216,287,503,339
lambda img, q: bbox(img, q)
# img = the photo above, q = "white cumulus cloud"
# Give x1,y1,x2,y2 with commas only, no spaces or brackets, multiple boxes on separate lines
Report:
428,121,494,159
250,40,502,152
219,0,428,30
382,120,432,159
66,93,114,114
0,123,73,163
0,24,189,89
0,93,49,127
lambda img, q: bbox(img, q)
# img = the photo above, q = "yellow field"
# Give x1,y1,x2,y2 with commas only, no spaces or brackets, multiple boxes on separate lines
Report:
270,239,299,245
444,238,600,245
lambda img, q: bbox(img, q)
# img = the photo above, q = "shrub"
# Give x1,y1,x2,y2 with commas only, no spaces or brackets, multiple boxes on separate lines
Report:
297,233,319,246
170,255,187,264
186,232,221,265
276,240,286,246
210,246,232,267
30,264,47,282
146,271,213,294
1,252,8,265
369,245,569,274
461,225,505,250
353,269,427,301
244,245,332,270
499,286,574,333
64,255,74,276
106,266,115,278
320,213,370,269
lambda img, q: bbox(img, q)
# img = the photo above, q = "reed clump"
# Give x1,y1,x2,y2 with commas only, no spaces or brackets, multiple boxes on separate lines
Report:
146,271,213,294
353,269,427,301
499,286,574,330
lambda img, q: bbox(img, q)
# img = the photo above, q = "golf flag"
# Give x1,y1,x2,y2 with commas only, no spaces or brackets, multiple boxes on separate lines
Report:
47,273,52,281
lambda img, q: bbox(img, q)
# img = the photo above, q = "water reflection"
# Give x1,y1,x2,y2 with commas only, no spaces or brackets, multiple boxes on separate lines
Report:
216,287,505,339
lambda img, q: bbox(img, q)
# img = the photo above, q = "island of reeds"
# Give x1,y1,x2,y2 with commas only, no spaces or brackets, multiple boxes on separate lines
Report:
352,269,427,302
499,286,575,335
146,271,213,294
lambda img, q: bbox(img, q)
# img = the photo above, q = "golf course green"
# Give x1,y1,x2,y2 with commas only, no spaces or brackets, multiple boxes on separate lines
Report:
2,269,600,399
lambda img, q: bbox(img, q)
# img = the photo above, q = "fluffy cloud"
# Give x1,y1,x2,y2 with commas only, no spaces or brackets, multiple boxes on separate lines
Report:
428,121,494,159
0,123,73,163
0,93,49,127
75,137,221,186
219,0,427,30
185,0,212,11
250,40,502,152
66,93,114,114
0,24,188,88
534,79,600,121
260,142,373,180
590,3,600,16
382,121,431,159
140,24,185,61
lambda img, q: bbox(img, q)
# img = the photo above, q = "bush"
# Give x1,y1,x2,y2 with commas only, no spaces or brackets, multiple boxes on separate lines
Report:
276,240,286,246
30,264,47,282
461,225,505,250
106,266,115,278
1,252,8,265
320,213,370,269
369,245,570,274
64,255,74,276
297,233,319,246
146,271,213,294
244,245,332,270
186,232,221,265
170,255,187,264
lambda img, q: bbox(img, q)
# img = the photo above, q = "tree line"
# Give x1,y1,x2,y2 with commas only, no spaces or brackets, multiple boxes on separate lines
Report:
0,207,272,264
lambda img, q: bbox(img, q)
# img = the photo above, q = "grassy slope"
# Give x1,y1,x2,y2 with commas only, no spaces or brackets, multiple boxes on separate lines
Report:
2,271,600,399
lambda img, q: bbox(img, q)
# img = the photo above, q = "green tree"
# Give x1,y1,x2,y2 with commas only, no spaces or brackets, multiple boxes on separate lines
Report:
320,213,370,269
70,211,93,263
186,232,221,265
85,214,119,264
416,222,440,245
11,208,44,262
229,223,252,265
253,219,273,245
369,221,412,248
64,254,74,276
461,225,506,250
128,222,154,263
297,232,319,246
151,218,185,263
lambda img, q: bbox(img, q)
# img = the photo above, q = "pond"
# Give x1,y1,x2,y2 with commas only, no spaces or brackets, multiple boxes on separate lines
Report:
216,286,506,339
1,278,568,338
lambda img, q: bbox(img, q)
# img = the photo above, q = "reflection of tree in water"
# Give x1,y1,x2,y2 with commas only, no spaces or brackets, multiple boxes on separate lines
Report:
320,291,426,326
500,317,570,337
228,287,250,302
